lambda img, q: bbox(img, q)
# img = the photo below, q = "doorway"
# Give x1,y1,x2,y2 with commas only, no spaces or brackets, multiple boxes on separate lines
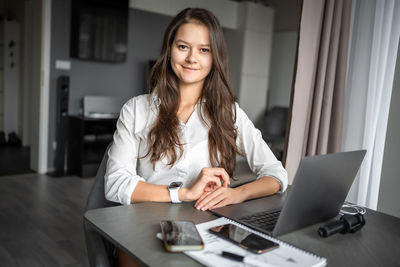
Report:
0,3,33,176
0,0,50,176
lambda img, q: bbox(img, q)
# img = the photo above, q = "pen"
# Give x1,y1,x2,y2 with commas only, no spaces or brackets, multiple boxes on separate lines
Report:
221,251,274,267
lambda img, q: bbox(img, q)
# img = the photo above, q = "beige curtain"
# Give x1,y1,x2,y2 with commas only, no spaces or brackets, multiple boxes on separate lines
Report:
284,0,352,183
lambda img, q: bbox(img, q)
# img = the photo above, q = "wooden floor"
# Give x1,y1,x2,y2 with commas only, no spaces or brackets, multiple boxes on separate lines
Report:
0,173,94,266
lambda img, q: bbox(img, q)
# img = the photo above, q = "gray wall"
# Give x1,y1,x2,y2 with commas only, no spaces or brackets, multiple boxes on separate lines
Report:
267,31,297,110
48,1,172,169
378,39,400,218
223,27,244,99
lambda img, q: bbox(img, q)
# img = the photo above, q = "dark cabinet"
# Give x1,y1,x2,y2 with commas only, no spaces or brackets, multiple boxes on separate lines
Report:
68,116,117,177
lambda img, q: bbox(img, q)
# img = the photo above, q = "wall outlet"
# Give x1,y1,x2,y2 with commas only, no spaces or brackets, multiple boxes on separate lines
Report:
55,60,71,70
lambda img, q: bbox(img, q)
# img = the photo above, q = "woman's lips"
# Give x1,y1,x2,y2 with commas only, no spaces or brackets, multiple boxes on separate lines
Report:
182,66,198,71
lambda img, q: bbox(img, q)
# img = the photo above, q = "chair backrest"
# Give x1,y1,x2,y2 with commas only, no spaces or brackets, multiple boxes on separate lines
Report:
85,143,120,211
262,106,289,138
84,143,120,267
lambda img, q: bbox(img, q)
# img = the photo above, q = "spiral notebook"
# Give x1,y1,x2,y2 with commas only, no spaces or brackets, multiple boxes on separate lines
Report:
184,217,326,267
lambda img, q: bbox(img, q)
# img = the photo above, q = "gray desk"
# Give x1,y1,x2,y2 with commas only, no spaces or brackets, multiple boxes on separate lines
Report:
84,198,400,267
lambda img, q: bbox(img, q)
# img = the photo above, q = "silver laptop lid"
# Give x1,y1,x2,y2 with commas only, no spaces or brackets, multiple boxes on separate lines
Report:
273,150,366,236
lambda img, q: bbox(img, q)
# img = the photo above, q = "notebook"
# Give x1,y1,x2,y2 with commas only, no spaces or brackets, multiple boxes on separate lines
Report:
185,217,327,267
211,150,366,237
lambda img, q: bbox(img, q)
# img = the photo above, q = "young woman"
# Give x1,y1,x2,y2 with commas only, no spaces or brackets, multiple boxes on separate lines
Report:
105,8,287,214
105,7,288,267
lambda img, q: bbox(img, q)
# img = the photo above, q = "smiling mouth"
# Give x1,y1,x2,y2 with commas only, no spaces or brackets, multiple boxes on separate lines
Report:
182,66,198,71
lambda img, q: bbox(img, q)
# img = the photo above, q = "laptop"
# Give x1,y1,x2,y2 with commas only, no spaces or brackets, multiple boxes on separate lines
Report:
211,150,366,237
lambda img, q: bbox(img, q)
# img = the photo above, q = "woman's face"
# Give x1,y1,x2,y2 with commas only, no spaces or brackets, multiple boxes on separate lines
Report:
170,22,213,89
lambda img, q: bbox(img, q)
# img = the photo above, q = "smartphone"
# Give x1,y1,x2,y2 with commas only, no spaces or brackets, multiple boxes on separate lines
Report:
160,220,204,252
209,223,279,254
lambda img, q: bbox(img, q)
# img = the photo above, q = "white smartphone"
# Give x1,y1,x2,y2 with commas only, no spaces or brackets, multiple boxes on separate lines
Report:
160,220,204,252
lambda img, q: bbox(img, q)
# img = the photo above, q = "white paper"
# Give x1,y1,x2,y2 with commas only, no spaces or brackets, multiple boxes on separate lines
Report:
184,217,327,267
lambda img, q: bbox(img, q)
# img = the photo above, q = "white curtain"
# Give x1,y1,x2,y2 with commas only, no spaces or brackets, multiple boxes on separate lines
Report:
342,0,400,209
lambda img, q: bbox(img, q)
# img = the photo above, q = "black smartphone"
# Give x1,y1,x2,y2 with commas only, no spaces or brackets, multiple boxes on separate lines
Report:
209,223,279,254
160,220,204,252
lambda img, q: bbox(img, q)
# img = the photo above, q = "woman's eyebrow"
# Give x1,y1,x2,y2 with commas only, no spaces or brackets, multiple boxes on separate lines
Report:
175,39,210,47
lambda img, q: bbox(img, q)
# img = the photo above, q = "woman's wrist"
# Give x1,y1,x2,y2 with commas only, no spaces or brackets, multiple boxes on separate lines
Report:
178,187,193,202
234,185,251,202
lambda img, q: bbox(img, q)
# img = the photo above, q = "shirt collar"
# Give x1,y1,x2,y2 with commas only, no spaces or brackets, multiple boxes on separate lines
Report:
150,92,206,108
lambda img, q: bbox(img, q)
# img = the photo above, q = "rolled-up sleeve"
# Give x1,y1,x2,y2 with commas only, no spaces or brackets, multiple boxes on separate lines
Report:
105,98,146,205
235,103,288,192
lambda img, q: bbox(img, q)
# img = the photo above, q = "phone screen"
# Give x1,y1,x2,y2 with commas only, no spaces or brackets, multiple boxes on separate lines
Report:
160,220,204,251
209,223,279,254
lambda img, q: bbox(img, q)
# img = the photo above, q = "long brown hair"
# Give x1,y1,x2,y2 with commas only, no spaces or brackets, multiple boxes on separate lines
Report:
146,8,243,176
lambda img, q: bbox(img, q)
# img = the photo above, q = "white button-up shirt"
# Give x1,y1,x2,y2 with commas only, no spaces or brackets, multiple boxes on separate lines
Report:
105,94,288,205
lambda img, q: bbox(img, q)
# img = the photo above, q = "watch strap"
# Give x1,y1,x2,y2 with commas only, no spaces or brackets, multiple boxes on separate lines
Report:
169,188,181,203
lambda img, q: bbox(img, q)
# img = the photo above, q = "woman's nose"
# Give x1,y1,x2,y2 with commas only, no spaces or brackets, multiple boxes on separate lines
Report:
186,50,196,63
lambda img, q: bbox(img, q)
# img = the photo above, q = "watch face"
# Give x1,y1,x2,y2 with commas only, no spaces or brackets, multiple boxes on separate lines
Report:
169,182,183,189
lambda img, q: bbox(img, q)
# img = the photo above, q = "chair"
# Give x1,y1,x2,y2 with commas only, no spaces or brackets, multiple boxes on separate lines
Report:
84,143,120,267
261,107,289,160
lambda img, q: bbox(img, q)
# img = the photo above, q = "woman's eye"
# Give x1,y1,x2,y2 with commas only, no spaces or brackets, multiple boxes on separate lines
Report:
178,44,188,50
200,48,210,53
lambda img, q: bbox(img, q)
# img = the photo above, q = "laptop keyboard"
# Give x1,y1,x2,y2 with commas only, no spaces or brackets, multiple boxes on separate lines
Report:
238,209,281,232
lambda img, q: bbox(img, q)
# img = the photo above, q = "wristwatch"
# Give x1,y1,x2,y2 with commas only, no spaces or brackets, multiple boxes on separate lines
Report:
168,182,183,203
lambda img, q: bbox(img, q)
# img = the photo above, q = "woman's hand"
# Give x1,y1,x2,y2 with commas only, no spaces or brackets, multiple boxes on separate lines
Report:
179,168,230,202
194,186,247,210
194,176,281,210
